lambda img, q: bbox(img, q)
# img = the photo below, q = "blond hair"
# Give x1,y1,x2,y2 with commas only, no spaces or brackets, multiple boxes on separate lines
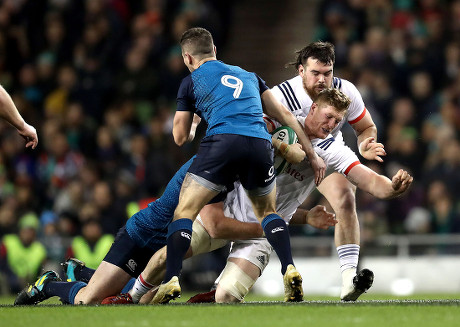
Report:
314,88,351,113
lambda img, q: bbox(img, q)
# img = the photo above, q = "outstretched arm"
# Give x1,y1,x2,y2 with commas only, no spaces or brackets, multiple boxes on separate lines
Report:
0,85,38,149
290,205,337,230
346,165,413,199
199,202,263,239
261,89,325,185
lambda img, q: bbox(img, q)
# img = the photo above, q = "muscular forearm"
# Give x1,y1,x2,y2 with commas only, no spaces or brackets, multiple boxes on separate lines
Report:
348,167,396,199
203,217,263,240
290,208,308,225
357,125,377,148
0,86,26,130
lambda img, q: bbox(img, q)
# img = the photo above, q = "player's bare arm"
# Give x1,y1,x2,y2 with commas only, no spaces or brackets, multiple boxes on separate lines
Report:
261,89,326,185
290,205,337,230
172,110,194,146
346,165,413,199
187,114,201,142
0,85,38,149
351,110,386,162
199,202,263,239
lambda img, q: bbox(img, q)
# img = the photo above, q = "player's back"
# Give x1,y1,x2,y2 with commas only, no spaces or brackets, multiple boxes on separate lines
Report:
125,158,193,248
188,60,269,140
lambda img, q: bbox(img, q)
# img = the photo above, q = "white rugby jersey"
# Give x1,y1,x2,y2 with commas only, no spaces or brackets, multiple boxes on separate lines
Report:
270,75,367,139
223,132,360,225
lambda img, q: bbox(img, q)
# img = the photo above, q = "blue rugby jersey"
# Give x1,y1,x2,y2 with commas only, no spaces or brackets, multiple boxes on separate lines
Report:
125,158,192,249
125,156,229,249
177,60,271,141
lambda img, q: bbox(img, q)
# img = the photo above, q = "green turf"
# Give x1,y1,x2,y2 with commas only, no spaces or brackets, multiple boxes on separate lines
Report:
1,294,459,327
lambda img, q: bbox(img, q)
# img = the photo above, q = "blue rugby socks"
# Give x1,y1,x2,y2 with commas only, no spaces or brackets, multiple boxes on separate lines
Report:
262,213,294,275
163,218,193,282
44,281,86,304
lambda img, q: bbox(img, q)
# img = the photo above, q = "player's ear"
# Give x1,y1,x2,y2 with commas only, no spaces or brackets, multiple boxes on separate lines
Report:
213,45,217,56
298,65,305,76
184,53,193,65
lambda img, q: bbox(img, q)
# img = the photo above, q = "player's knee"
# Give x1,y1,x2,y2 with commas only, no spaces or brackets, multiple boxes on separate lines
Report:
215,287,241,303
216,261,256,303
328,185,356,213
74,287,103,304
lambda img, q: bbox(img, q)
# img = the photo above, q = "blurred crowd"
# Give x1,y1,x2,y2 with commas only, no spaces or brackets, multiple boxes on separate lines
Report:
0,0,459,294
0,0,230,294
298,0,460,246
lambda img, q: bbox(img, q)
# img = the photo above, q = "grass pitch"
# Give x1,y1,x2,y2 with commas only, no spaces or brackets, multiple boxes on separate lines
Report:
1,294,459,327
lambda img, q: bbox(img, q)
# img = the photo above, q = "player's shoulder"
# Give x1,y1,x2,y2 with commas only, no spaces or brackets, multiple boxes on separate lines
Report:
271,76,309,111
332,77,360,98
312,134,350,157
313,135,337,153
273,75,303,92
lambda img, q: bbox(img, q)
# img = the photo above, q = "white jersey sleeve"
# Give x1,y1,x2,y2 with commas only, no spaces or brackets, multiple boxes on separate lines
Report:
334,78,367,125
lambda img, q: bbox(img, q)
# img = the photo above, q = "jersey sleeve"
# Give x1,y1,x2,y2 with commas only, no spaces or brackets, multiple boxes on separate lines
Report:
316,136,361,176
176,75,196,112
255,74,269,94
341,79,366,124
270,83,293,111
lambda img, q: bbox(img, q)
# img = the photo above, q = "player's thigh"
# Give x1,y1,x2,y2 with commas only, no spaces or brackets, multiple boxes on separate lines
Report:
76,226,159,303
317,172,357,211
75,261,131,304
238,136,276,196
174,173,219,219
247,184,277,221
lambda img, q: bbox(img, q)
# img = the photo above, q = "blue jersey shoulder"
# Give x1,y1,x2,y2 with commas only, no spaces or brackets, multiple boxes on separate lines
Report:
176,60,270,140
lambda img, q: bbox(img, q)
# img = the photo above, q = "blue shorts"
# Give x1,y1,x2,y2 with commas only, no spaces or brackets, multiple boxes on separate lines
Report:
103,226,163,278
188,134,275,194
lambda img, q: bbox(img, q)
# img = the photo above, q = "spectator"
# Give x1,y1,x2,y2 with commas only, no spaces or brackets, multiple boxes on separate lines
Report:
66,219,114,270
0,213,47,294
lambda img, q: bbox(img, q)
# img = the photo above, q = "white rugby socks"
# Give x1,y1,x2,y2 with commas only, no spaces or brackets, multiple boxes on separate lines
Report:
129,274,155,303
337,244,360,283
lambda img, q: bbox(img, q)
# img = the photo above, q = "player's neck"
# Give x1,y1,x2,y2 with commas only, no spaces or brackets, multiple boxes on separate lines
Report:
303,121,315,139
195,57,216,69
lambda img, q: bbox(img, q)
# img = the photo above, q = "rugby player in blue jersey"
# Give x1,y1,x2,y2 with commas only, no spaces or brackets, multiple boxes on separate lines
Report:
13,156,266,305
14,147,331,305
153,27,327,304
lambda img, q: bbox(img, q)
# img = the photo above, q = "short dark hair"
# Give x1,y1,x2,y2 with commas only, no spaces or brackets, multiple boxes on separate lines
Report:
314,88,350,113
287,41,335,70
180,27,214,59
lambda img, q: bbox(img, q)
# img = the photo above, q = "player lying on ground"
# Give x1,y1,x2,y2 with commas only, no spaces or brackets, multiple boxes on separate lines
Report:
103,88,413,304
13,134,333,305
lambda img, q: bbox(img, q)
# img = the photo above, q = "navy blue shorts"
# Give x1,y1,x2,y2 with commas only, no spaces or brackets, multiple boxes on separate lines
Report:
103,226,164,278
188,134,275,193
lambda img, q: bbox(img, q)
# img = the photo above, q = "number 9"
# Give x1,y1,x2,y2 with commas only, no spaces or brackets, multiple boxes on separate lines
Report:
221,75,243,98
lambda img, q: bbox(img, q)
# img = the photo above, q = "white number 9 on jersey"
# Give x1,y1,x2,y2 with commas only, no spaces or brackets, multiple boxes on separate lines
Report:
221,75,243,98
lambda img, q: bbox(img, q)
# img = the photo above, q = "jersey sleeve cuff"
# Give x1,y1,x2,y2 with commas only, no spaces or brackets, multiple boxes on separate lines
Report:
344,161,361,176
348,107,367,125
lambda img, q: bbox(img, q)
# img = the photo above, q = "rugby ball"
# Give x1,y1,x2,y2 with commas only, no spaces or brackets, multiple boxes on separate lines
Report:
272,126,298,175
